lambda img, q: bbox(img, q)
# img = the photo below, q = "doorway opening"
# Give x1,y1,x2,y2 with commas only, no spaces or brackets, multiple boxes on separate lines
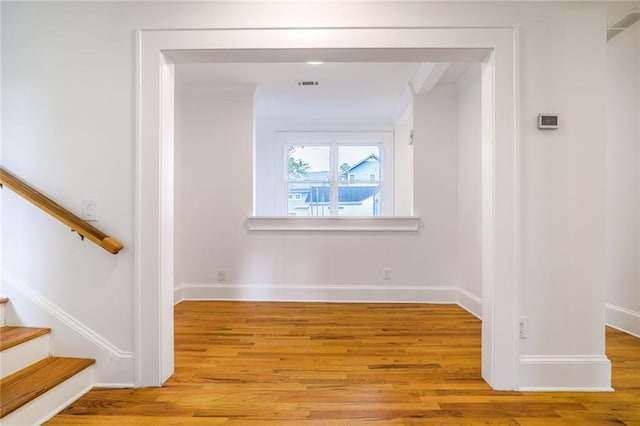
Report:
136,28,519,390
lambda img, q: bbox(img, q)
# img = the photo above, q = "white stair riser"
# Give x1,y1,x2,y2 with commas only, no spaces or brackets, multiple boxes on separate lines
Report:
1,365,94,426
0,303,5,326
0,334,50,379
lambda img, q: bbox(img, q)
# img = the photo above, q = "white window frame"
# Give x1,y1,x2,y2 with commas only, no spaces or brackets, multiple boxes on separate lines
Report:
280,131,394,216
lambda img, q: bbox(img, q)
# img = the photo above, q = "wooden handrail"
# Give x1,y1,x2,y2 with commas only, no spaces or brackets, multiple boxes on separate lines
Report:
0,166,123,254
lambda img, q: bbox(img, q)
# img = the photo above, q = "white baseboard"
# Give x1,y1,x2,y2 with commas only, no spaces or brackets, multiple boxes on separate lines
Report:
175,283,484,321
1,301,6,326
93,382,136,388
605,303,640,338
175,282,459,304
519,355,613,391
457,288,482,319
174,285,184,305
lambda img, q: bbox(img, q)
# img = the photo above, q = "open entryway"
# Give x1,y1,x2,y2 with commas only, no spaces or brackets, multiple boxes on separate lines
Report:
136,28,519,390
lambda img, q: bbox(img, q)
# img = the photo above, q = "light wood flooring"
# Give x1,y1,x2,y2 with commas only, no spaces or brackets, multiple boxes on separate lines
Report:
48,301,640,425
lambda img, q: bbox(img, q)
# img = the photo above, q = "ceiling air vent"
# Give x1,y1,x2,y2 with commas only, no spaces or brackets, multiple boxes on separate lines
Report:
608,9,640,41
297,81,319,87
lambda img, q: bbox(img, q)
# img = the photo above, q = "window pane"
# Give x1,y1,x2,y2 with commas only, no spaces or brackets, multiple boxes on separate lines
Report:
338,145,380,182
287,183,331,216
287,145,330,181
337,183,380,217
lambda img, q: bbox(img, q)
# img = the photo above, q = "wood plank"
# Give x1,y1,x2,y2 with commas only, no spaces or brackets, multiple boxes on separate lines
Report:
0,326,50,351
0,298,8,304
45,301,640,424
0,356,95,418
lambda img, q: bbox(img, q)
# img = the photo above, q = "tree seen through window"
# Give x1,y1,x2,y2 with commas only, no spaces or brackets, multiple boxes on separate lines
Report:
287,144,381,216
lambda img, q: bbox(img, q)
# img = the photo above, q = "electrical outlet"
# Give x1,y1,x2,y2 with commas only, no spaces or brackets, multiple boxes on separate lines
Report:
217,270,225,282
383,267,391,280
519,316,528,339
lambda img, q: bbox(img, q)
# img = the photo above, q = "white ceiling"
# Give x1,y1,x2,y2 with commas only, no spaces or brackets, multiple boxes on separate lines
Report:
175,61,474,122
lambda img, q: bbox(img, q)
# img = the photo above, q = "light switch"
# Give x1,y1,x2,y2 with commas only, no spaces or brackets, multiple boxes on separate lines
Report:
82,199,97,221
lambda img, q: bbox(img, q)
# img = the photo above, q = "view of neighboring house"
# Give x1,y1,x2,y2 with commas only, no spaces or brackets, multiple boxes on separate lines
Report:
339,154,380,182
288,154,381,216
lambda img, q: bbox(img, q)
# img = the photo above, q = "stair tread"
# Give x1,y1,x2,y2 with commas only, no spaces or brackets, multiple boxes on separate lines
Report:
0,326,51,351
0,356,95,418
0,297,8,304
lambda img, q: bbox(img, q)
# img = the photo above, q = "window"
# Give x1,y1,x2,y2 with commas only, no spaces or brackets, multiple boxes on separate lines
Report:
282,132,393,217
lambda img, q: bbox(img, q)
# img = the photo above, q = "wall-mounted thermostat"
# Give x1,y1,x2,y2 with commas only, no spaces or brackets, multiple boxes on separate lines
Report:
538,113,559,129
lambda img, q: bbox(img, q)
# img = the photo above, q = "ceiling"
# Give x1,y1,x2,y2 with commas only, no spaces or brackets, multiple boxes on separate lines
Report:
175,61,474,122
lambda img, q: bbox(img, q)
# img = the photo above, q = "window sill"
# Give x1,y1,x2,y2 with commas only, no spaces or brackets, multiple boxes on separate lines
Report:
247,216,420,232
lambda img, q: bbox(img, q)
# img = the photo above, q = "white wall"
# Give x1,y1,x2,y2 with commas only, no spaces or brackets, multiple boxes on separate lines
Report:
456,65,483,317
412,85,458,287
1,1,138,385
177,91,459,301
394,103,414,216
606,21,640,337
517,7,610,389
1,1,615,388
175,93,255,288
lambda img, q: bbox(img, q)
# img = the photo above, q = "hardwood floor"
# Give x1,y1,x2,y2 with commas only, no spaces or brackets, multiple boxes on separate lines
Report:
48,301,640,425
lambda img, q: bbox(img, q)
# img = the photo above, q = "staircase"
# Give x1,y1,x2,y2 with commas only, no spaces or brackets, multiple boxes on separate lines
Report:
0,298,95,425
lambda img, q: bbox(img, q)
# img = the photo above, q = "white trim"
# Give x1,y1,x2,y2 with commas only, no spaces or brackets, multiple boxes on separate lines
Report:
0,301,6,327
280,131,393,216
93,382,135,388
176,283,458,304
519,387,614,392
134,27,145,389
510,24,522,391
174,285,184,305
159,54,176,385
6,280,133,360
457,288,482,320
412,63,450,95
605,303,640,338
174,284,484,321
140,26,519,389
247,216,419,231
519,355,613,391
